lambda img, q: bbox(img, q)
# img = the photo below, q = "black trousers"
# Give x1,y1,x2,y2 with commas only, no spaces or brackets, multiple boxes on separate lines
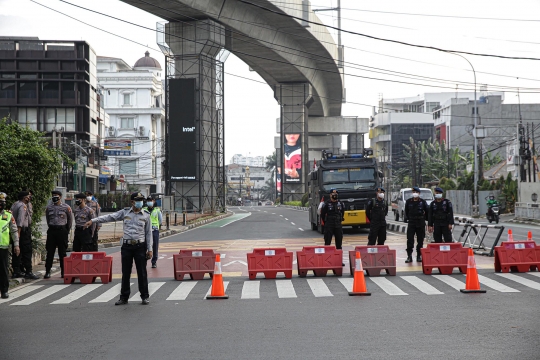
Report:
324,225,343,249
45,227,68,273
368,223,387,245
407,221,426,255
0,248,9,294
433,225,452,243
17,228,33,274
92,228,99,251
120,243,149,300
73,228,93,252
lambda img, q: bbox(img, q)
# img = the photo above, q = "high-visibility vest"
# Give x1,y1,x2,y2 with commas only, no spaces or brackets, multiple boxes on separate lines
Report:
144,207,160,228
0,211,13,248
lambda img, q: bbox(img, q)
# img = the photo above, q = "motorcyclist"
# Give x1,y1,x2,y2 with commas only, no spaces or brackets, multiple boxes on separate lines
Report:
486,194,497,216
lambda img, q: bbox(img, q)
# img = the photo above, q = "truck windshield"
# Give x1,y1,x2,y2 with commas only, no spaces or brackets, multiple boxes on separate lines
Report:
403,190,434,201
322,168,376,191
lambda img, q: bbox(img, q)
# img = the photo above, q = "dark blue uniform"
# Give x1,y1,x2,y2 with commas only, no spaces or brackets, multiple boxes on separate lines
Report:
366,198,388,245
428,199,454,243
404,197,428,259
321,200,345,249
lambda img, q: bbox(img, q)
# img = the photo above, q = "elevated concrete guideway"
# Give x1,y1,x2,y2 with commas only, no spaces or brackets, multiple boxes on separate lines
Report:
121,0,343,117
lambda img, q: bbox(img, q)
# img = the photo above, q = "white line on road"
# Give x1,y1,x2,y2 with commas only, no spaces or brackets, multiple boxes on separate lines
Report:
370,277,408,295
432,275,465,291
51,284,103,304
338,277,354,291
477,275,520,292
221,213,251,227
0,285,43,305
280,215,283,217
496,273,540,290
11,285,69,306
241,281,260,299
205,281,229,299
307,279,333,297
276,280,297,298
401,276,444,295
222,260,247,267
89,283,129,303
298,228,304,231
285,218,289,221
291,222,296,225
166,282,198,301
526,272,540,279
272,213,276,215
129,282,165,301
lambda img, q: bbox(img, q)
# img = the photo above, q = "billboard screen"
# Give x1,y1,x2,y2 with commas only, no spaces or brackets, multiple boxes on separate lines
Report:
169,78,197,181
104,139,131,156
283,133,302,183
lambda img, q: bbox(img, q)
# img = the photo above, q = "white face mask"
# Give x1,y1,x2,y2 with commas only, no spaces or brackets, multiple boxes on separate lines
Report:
86,196,92,202
412,193,419,198
435,194,443,199
377,193,384,199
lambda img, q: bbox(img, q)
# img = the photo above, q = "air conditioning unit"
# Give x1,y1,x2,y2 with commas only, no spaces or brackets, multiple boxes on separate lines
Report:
139,126,145,137
107,126,116,137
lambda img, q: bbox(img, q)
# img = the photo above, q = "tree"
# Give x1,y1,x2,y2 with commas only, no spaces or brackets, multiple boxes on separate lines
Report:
0,119,71,251
260,177,276,201
265,150,277,175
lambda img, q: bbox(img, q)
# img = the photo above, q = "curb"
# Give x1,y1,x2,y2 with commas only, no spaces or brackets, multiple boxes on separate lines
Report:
507,219,540,226
386,222,407,233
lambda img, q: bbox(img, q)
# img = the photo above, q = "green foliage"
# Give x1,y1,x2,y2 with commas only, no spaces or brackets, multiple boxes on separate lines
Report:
502,173,518,212
260,177,276,201
301,192,309,207
265,151,277,173
284,201,302,206
0,119,71,250
438,177,457,191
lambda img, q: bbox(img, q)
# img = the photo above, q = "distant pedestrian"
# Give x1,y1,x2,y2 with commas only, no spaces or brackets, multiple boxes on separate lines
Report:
366,187,388,245
44,191,73,279
428,187,455,243
404,186,428,263
0,192,19,299
143,196,162,268
112,201,117,209
85,191,101,251
73,193,96,252
320,189,345,265
10,191,39,279
85,192,152,305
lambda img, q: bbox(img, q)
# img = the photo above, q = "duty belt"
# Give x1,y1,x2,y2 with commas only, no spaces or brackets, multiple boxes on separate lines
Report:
75,226,87,230
49,225,66,230
123,238,145,245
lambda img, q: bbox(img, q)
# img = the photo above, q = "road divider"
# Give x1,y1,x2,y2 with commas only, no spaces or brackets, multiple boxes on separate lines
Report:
247,248,293,280
174,249,216,280
63,252,113,284
421,243,468,275
297,246,343,277
348,245,396,276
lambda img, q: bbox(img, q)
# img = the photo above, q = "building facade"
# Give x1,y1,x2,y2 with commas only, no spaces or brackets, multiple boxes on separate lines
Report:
226,164,272,204
97,52,165,196
229,154,265,167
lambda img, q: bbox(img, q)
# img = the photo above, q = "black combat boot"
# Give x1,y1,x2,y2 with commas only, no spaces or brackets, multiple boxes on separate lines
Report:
405,255,413,263
44,271,51,279
417,253,423,262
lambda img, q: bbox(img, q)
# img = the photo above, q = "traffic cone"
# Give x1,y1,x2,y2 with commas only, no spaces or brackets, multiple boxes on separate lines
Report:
507,229,514,242
460,248,486,293
206,254,229,299
348,251,371,296
527,231,533,241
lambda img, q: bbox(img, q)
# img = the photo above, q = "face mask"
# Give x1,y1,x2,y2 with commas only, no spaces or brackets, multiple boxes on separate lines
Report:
412,193,419,198
52,196,60,203
134,201,143,209
435,194,442,199
378,193,385,199
86,196,93,202
331,194,338,200
75,200,82,206
146,201,153,207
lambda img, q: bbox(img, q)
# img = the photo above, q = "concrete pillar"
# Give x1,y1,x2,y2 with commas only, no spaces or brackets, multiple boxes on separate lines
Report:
347,134,364,154
275,83,313,202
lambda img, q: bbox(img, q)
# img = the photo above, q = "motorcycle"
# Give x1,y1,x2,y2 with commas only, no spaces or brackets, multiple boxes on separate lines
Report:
487,202,500,224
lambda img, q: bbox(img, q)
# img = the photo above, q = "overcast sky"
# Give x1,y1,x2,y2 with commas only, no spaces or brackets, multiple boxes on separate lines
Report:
2,0,540,162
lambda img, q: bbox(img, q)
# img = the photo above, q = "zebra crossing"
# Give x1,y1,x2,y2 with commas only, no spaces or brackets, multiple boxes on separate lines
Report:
2,272,540,306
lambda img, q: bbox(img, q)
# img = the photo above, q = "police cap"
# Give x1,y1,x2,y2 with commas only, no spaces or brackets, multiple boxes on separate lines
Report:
131,192,145,201
377,187,385,193
52,190,62,196
330,188,338,194
85,190,94,195
74,193,86,199
434,187,444,193
146,196,154,201
18,191,29,200
412,186,420,192
0,192,7,201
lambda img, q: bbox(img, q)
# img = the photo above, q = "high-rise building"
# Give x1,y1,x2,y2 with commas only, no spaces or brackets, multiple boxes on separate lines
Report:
229,154,265,167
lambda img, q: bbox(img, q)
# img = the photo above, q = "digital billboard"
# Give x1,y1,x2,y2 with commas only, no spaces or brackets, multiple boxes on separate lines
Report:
283,133,302,183
169,78,197,181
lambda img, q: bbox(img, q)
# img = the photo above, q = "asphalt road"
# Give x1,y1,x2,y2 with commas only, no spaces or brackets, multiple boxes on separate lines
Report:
1,206,539,360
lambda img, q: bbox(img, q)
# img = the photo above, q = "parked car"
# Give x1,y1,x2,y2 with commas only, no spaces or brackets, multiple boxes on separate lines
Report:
391,188,434,222
265,201,272,206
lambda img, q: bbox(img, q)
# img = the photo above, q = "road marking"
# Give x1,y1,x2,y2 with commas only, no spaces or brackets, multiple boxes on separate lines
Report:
276,280,297,298
401,276,444,295
241,281,260,299
272,213,276,215
129,282,165,301
433,275,465,291
291,222,296,225
298,228,304,231
280,215,283,217
51,284,103,304
338,277,353,291
527,272,540,279
477,275,520,292
285,218,289,220
496,273,540,290
205,281,229,299
166,282,198,301
370,277,408,295
89,283,129,303
223,260,247,267
221,213,251,228
307,279,333,297
11,285,69,306
0,285,43,305
264,211,267,213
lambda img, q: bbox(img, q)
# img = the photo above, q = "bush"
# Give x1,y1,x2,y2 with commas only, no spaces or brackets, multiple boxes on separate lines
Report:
301,192,309,207
284,201,302,206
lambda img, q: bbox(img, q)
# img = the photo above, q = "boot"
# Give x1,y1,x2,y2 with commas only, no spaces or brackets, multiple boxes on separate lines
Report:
405,255,413,263
417,254,423,262
24,272,40,280
44,271,51,279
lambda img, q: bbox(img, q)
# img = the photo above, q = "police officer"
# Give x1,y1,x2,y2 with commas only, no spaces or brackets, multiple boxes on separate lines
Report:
404,186,428,263
428,187,455,243
73,193,96,252
11,191,39,279
366,187,388,245
143,196,162,268
320,189,345,264
0,192,19,299
85,191,101,251
44,190,73,279
85,192,152,305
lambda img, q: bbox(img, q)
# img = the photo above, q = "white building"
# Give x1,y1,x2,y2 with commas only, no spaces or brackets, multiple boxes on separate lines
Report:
229,154,265,167
97,52,165,195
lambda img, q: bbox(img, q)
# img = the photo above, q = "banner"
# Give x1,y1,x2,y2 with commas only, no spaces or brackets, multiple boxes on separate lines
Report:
283,133,302,183
104,139,131,156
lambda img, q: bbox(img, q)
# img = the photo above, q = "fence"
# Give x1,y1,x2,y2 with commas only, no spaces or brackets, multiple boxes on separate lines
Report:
446,190,472,216
515,203,540,221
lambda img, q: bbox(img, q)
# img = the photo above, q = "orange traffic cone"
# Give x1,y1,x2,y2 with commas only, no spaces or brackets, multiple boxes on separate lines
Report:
206,254,229,299
527,231,533,241
460,248,486,293
348,251,371,296
507,229,514,242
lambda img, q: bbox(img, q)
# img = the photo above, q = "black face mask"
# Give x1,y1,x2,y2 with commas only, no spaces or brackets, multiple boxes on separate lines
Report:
75,200,82,206
331,194,338,200
52,196,60,203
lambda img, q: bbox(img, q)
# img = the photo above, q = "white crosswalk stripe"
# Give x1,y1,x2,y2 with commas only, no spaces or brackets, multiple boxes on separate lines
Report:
432,275,465,291
0,285,43,305
370,277,408,295
11,285,69,306
401,276,444,295
167,282,198,301
307,279,333,297
526,272,540,279
276,280,297,298
241,281,260,299
89,283,129,303
51,284,103,304
496,273,540,290
129,282,165,301
338,277,354,292
476,275,520,293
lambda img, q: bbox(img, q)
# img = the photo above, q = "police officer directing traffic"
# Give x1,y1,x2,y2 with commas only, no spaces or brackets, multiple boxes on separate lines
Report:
143,196,162,269
85,192,152,305
320,189,345,264
428,187,455,243
73,193,96,252
366,187,388,245
44,190,72,279
0,192,19,299
10,191,39,279
85,191,101,251
404,186,428,263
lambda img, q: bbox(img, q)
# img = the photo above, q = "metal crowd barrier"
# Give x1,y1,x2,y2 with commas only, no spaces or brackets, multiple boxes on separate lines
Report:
454,222,505,257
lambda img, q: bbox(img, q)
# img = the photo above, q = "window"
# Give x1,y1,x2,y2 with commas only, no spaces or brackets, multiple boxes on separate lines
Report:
472,107,478,115
121,117,134,129
65,108,75,131
123,93,131,105
119,159,137,174
0,82,15,99
40,82,59,99
17,108,38,130
45,108,55,132
44,108,76,132
19,82,36,98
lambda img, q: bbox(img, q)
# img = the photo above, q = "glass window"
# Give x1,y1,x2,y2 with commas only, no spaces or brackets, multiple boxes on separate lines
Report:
322,169,349,183
66,108,75,131
0,82,15,99
349,168,375,181
41,82,59,99
20,74,37,79
17,108,37,130
61,73,74,79
119,159,136,174
123,93,131,105
121,117,134,129
42,74,58,79
19,82,36,98
1,74,15,79
46,108,55,132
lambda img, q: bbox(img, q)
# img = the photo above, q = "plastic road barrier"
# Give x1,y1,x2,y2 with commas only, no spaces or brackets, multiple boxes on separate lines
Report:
297,246,343,277
494,241,540,273
174,249,216,280
421,243,468,275
247,248,293,280
348,245,396,276
63,252,113,284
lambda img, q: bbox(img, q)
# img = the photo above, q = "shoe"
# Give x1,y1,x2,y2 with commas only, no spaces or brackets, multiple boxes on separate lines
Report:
1,292,8,299
61,273,64,278
44,272,51,279
417,254,423,262
12,272,25,279
115,299,128,306
342,263,345,266
152,263,157,268
405,256,413,263
24,272,40,280
141,298,150,305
